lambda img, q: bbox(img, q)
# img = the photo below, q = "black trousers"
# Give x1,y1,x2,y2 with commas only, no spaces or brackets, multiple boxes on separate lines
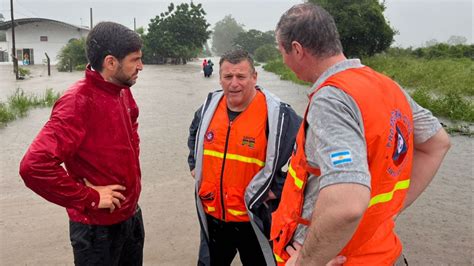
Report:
206,214,266,266
69,207,145,266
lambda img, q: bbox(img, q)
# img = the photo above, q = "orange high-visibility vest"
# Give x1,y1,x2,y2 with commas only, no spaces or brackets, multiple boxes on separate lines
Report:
271,66,414,265
201,91,268,222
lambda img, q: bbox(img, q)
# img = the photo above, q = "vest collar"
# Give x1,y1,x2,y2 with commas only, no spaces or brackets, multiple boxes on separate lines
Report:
307,59,364,97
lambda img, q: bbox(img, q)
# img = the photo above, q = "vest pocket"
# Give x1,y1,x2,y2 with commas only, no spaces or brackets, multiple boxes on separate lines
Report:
199,181,218,214
226,186,248,221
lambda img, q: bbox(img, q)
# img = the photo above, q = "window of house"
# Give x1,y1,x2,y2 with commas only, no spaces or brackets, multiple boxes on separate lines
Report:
40,36,48,42
0,50,8,62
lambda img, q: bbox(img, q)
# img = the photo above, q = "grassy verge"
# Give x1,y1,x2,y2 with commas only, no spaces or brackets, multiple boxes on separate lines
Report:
263,56,474,125
363,55,473,123
263,58,311,86
0,88,60,126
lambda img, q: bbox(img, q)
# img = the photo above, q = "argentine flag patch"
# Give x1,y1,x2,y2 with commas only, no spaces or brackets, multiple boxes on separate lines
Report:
330,150,353,166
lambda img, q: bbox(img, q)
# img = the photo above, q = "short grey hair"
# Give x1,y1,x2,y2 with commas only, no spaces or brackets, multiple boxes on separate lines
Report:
219,49,255,73
276,3,343,58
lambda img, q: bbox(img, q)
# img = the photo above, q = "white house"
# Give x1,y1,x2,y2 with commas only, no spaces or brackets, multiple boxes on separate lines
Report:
0,18,89,65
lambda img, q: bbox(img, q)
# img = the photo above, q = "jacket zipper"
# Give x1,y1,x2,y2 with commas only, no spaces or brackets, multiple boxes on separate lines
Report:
219,121,232,221
118,91,138,186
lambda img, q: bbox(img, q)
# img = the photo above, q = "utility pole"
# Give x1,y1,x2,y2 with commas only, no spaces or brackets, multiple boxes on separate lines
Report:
10,0,19,79
134,17,136,32
90,8,93,29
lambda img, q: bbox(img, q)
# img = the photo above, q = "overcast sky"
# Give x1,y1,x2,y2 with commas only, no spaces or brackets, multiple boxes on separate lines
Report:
0,0,472,47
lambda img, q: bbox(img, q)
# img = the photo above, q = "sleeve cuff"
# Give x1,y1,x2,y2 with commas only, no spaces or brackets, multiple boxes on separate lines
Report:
84,187,100,211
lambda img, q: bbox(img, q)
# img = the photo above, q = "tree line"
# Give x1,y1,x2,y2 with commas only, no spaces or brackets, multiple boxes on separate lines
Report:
56,0,470,70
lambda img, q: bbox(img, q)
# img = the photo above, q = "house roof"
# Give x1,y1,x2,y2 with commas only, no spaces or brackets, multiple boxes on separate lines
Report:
0,18,90,31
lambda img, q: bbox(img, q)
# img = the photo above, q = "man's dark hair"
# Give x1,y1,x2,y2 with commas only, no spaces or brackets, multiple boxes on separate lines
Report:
276,3,342,58
86,21,142,72
219,49,255,73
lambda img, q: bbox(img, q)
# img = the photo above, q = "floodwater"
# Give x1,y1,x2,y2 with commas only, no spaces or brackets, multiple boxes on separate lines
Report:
0,61,472,265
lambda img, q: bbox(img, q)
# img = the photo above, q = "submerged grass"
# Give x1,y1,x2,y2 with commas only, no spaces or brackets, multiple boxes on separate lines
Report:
0,88,61,126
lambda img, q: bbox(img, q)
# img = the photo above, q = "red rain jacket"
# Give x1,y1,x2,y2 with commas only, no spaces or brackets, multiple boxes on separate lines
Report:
19,66,141,225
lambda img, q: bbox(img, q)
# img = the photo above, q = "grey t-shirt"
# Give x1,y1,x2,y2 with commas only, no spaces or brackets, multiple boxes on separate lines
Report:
293,59,441,244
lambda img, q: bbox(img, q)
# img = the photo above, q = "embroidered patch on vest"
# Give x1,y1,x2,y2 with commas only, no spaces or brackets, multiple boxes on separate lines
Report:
242,136,256,148
386,110,412,167
205,130,214,142
330,150,353,166
392,125,408,164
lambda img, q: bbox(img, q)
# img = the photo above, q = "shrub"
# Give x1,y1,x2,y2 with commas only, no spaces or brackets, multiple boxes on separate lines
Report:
57,38,87,72
263,58,310,85
18,67,31,77
254,44,280,63
75,64,86,71
400,44,473,60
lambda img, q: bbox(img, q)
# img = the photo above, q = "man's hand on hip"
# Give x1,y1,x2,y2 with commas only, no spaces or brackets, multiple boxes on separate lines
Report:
286,242,346,266
84,179,126,213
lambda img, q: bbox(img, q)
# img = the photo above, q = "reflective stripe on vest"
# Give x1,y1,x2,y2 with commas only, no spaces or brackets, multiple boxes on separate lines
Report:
227,208,247,216
203,149,265,167
274,253,285,263
288,163,303,189
368,179,410,208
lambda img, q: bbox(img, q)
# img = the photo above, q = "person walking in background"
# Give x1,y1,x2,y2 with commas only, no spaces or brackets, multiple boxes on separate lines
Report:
188,49,301,266
19,21,145,266
270,3,451,266
204,59,214,78
207,59,214,68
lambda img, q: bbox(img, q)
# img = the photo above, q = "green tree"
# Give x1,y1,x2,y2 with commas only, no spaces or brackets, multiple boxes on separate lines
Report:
447,35,467,45
424,38,439,47
254,44,280,62
211,15,245,55
233,30,275,55
136,26,146,38
310,0,395,57
200,42,212,57
144,2,211,64
56,38,87,72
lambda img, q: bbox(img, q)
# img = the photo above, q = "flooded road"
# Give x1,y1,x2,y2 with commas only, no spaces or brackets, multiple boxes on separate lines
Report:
0,61,472,265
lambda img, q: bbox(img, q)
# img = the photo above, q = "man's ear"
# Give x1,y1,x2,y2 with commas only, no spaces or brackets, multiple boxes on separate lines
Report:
102,55,117,71
291,41,304,60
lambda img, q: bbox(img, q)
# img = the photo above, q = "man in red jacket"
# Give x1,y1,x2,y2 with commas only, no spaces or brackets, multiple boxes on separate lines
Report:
19,21,144,266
